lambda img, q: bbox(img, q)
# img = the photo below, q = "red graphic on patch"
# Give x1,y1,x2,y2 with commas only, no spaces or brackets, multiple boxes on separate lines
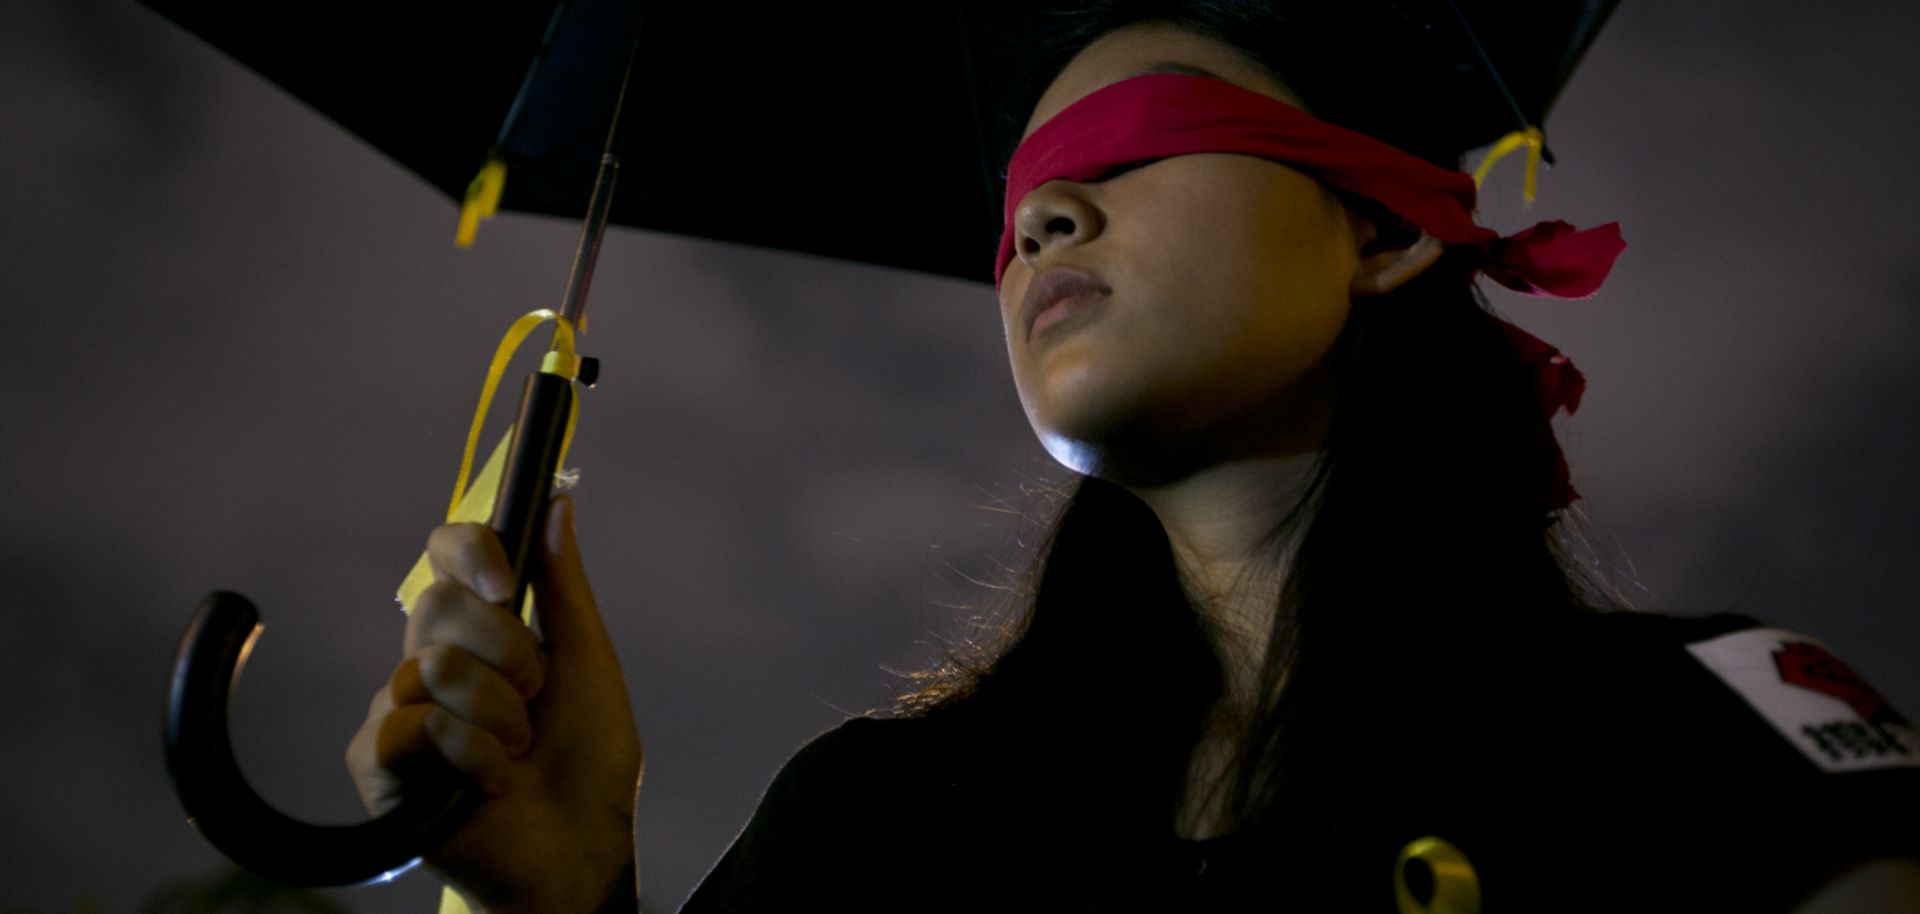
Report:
1772,641,1909,726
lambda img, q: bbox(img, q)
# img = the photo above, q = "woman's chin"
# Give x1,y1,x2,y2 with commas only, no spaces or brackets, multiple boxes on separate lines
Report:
1036,428,1101,477
1031,420,1201,487
1024,399,1136,476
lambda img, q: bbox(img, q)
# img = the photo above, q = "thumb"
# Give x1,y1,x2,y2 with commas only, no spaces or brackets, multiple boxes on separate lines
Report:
531,495,608,655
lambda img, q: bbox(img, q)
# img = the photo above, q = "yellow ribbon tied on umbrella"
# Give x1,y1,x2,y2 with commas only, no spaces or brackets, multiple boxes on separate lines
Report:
1471,126,1547,205
455,152,508,248
396,308,583,620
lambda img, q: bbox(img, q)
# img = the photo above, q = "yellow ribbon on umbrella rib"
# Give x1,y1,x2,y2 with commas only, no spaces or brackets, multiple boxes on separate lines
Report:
1471,126,1547,205
396,309,583,618
455,152,508,248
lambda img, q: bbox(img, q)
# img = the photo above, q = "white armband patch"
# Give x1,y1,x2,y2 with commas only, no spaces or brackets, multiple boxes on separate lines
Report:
1685,627,1920,773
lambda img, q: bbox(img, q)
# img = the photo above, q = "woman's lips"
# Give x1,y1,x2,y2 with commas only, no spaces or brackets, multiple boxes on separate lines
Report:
1023,267,1112,342
1029,292,1107,339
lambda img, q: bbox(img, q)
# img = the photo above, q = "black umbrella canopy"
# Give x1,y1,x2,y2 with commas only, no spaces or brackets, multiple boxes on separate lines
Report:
140,0,1009,281
1440,0,1621,157
140,0,1620,287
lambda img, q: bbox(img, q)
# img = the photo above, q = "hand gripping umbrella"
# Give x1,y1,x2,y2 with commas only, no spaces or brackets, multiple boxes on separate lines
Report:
162,29,633,891
147,0,1623,891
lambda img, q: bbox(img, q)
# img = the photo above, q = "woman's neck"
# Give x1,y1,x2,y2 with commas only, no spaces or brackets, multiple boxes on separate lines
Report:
1123,448,1320,710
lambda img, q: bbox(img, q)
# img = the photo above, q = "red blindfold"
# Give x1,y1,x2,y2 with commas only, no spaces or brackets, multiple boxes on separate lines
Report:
995,73,1623,297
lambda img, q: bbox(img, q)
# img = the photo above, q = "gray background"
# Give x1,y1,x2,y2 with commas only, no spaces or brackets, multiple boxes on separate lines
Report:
3,1,1917,911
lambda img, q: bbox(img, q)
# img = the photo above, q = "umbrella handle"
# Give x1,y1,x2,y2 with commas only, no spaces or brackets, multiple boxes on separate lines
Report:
163,371,577,887
165,591,478,887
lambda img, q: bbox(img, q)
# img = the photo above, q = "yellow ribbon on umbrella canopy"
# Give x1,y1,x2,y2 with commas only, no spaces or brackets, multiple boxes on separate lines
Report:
1471,126,1547,205
456,151,509,248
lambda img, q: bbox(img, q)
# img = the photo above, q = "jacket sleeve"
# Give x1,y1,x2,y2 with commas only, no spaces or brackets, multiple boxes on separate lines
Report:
1672,620,1920,909
1479,612,1920,914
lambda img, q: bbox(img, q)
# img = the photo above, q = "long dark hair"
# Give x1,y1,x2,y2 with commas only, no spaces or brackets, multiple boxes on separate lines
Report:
888,0,1632,846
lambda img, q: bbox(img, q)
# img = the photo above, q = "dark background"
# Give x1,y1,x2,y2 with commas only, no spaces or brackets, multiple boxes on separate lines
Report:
3,1,1917,911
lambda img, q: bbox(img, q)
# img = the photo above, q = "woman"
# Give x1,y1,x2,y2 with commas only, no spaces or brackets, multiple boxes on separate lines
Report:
346,2,1920,912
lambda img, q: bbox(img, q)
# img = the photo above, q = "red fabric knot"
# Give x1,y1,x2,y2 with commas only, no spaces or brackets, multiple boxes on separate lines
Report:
1481,220,1627,298
1497,319,1587,512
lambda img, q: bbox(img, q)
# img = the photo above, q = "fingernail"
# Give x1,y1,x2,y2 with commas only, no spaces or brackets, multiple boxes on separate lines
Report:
479,570,513,603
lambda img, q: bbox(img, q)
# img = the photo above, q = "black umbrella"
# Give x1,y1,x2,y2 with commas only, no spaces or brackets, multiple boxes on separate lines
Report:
148,0,1623,890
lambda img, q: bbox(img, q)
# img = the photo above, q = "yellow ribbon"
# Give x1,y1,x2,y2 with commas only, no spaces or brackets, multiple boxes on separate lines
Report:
447,310,581,518
455,153,508,248
1394,835,1482,914
1471,126,1546,206
396,309,583,616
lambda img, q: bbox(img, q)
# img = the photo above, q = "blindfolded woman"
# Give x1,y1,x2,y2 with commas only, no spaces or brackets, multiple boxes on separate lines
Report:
347,3,1920,912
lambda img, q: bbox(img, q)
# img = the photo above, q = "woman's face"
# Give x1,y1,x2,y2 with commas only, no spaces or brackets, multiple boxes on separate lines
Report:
998,23,1369,482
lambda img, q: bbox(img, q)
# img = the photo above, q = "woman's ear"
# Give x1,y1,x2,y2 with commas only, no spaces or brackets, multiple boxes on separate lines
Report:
1350,230,1445,298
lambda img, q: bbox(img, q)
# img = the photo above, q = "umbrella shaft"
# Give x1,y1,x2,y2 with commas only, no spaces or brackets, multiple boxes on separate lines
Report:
557,152,620,333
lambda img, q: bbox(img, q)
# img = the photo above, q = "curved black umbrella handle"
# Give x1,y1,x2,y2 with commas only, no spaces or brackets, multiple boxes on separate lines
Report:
165,591,480,887
163,371,577,886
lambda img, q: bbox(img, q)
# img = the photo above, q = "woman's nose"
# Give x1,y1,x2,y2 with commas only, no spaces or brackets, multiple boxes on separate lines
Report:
1013,182,1105,271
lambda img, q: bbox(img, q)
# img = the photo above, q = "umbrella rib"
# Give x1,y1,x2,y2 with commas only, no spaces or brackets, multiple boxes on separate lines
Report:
495,1,576,148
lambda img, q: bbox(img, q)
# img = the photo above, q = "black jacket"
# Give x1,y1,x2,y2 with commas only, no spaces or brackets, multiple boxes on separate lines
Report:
679,611,1920,913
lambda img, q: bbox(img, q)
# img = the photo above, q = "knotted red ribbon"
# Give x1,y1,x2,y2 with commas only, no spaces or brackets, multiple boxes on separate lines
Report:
1498,320,1587,513
997,73,1618,512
